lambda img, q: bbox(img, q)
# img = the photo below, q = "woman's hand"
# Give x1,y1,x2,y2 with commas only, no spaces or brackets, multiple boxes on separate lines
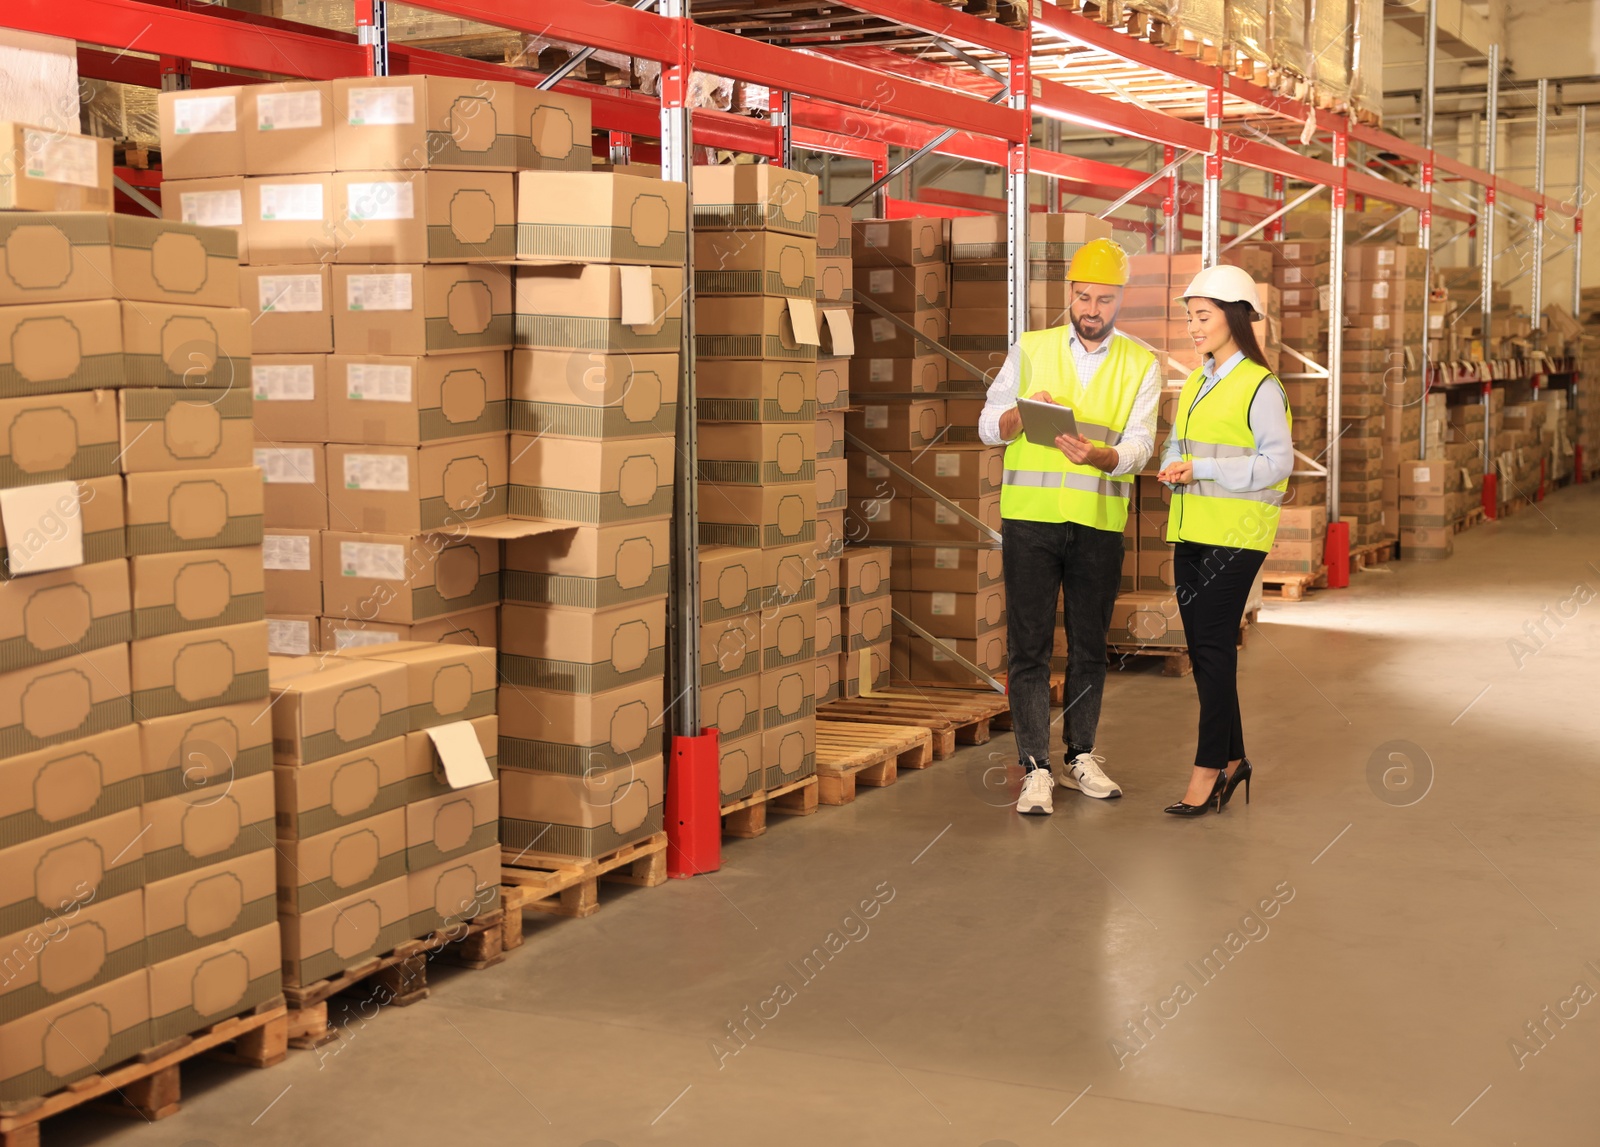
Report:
1157,460,1194,485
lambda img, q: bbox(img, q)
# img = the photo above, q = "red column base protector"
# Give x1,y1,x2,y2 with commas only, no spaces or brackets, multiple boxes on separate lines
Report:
1323,521,1350,588
1482,473,1499,520
666,728,722,879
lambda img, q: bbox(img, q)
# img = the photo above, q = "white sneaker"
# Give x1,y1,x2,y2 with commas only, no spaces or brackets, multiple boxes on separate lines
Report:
1056,752,1122,799
1016,765,1054,815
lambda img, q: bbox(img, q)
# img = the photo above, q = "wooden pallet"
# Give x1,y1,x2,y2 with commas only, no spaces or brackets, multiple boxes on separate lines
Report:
283,909,506,1050
1107,642,1192,676
0,1000,287,1145
819,686,1008,759
814,720,935,805
499,831,669,949
1350,539,1396,570
1454,506,1486,533
721,776,821,838
1261,566,1327,601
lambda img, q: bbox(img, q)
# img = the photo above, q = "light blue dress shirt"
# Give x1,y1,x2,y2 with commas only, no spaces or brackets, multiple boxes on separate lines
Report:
1159,351,1295,491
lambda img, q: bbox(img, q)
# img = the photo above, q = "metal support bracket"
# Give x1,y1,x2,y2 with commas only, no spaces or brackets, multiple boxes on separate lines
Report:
855,294,993,381
891,610,1006,694
843,433,1003,546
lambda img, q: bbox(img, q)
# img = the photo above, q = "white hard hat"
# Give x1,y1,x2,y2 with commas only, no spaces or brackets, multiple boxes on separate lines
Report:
1174,264,1264,320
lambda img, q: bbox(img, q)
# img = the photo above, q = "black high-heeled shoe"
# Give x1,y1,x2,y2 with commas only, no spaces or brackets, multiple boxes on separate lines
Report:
1220,758,1252,809
1163,770,1226,817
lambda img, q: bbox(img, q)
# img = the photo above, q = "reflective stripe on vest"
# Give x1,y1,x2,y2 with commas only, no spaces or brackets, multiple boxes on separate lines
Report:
1166,358,1291,553
1000,327,1153,531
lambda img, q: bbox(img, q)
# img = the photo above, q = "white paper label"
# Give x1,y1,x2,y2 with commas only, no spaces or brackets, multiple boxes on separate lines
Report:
172,95,237,135
935,504,958,524
262,534,312,571
259,182,324,222
341,540,407,580
869,269,894,294
1378,248,1396,265
1371,281,1391,299
255,446,317,484
932,648,952,662
934,547,960,570
23,131,99,189
0,481,82,575
1413,466,1431,483
931,592,956,616
864,223,889,248
344,453,411,492
347,181,414,221
427,721,494,789
1283,267,1304,284
346,273,413,312
870,318,895,343
258,274,323,313
1373,314,1391,330
266,619,312,656
348,86,416,126
869,358,893,383
336,628,399,649
253,364,316,402
179,189,243,228
864,406,889,429
1317,284,1331,311
934,453,961,477
257,90,323,131
347,363,413,403
865,457,888,477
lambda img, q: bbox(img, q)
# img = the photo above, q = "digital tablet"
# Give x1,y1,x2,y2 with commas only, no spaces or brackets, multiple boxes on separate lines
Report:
1017,398,1080,445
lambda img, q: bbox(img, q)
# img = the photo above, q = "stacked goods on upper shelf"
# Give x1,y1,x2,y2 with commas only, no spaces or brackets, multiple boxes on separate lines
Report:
266,642,500,987
506,163,680,856
693,163,821,793
0,206,278,1103
814,205,853,706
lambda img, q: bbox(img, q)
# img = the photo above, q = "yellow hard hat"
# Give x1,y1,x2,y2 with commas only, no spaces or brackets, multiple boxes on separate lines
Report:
1067,238,1130,287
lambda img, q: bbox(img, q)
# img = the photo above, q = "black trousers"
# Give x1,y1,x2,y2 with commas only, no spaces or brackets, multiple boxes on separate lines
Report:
1173,541,1266,770
1001,518,1125,767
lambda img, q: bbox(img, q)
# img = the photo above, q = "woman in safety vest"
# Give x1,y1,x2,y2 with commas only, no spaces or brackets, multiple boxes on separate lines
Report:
1155,265,1294,816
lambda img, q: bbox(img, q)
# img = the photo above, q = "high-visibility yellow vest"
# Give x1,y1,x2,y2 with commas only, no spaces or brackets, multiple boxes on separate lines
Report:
1000,328,1152,532
1165,356,1291,552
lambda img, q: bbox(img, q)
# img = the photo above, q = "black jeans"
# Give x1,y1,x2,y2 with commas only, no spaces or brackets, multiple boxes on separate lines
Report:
1002,518,1125,768
1173,541,1266,770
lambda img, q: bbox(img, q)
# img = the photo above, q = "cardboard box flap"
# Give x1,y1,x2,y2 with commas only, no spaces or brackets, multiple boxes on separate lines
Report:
786,297,820,347
426,720,493,789
450,518,572,541
619,265,655,327
0,482,82,575
821,308,854,356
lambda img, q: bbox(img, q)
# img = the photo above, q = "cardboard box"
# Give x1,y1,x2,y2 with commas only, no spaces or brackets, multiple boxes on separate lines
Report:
321,605,499,651
121,302,251,391
697,296,820,362
698,544,762,621
334,263,513,355
163,177,248,262
242,267,333,354
0,725,141,855
909,543,1004,594
160,87,246,179
763,599,815,672
702,614,760,686
511,349,677,439
845,492,912,545
130,548,263,640
815,357,848,414
853,309,948,359
696,360,814,424
148,922,281,1044
0,213,237,309
910,445,1004,500
698,483,817,549
847,401,946,453
263,530,322,616
840,642,891,698
510,88,591,170
842,597,892,651
403,714,497,804
323,531,499,625
328,436,508,534
143,847,276,965
1401,525,1453,560
0,123,112,213
330,170,516,262
405,780,498,870
893,631,1006,685
763,718,816,788
279,874,412,987
908,588,1004,637
853,263,948,311
0,644,131,760
814,655,841,706
242,173,334,265
911,495,1002,543
0,890,146,1026
508,435,672,525
696,230,816,299
502,521,669,609
240,79,335,174
815,411,844,460
760,663,815,730
762,540,817,609
0,390,118,489
0,475,124,576
714,733,763,803
815,204,853,257
408,844,501,936
0,300,121,398
516,171,685,264
501,598,665,693
0,559,127,674
268,657,409,766
816,455,847,514
498,678,665,774
854,218,948,267
327,351,507,446
816,557,841,608
847,355,948,395
139,699,273,815
697,422,815,486
276,806,407,914
142,766,273,884
816,509,845,564
130,621,269,720
273,734,408,841
255,444,327,532
514,263,683,355
817,256,852,305
815,603,843,659
847,450,914,502
1109,591,1186,649
840,546,893,604
499,755,663,859
118,388,254,475
692,165,818,237
0,970,149,1103
702,676,760,744
333,75,517,171
0,805,142,936
334,639,496,730
1137,549,1176,590
252,354,329,443
1399,460,1448,497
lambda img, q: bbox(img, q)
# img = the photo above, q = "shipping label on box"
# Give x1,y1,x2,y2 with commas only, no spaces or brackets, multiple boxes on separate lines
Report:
517,171,685,264
333,75,518,171
324,532,498,624
160,88,246,179
336,263,512,355
244,173,333,265
252,354,329,443
330,350,508,445
331,169,515,263
498,678,665,774
242,79,334,174
329,435,508,534
244,265,332,353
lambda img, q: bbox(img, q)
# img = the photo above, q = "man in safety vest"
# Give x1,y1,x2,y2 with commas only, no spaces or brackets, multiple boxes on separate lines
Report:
978,238,1161,816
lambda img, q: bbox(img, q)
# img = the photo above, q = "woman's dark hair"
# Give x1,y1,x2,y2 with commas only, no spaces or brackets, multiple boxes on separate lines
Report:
1204,297,1270,369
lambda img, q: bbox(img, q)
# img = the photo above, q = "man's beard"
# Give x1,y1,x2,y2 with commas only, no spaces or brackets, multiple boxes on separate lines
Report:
1071,311,1112,341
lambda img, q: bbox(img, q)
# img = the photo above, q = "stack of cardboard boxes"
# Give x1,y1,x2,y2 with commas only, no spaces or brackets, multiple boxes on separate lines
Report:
814,205,854,705
693,164,822,796
0,186,283,1100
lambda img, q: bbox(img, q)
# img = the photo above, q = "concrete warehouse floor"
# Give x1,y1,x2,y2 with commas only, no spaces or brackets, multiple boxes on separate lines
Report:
54,483,1600,1147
